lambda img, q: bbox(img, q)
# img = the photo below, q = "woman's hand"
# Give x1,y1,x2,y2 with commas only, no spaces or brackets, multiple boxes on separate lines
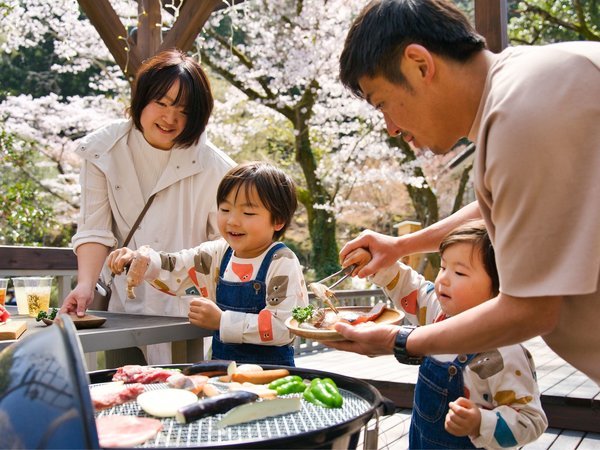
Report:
339,230,403,278
445,397,481,437
189,298,222,330
60,282,95,317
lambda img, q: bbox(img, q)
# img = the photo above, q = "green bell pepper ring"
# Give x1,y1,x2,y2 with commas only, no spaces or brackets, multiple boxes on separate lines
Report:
268,375,303,390
275,380,307,395
305,378,343,408
303,388,328,407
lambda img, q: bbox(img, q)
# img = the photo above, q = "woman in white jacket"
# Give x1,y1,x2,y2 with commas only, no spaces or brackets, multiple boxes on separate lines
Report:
61,49,235,365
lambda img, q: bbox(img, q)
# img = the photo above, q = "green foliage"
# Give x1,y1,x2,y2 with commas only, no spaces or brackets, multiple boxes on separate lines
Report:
0,129,72,246
0,34,105,101
509,0,600,44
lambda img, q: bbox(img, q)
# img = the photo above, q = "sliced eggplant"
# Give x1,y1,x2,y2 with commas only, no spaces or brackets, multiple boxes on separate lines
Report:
182,360,233,376
137,389,198,417
175,390,259,424
217,397,302,428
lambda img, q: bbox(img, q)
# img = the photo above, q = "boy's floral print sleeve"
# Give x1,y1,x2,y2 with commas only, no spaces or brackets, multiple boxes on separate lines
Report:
144,239,226,298
370,262,441,326
467,345,548,449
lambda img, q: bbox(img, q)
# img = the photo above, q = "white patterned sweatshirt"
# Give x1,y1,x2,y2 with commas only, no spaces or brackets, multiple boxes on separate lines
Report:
143,239,308,346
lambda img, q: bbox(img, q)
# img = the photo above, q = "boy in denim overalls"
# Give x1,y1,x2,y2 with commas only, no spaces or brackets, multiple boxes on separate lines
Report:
344,221,547,449
109,162,308,367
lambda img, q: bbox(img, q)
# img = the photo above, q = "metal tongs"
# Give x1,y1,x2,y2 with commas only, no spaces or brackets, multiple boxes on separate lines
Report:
309,264,357,314
316,264,357,291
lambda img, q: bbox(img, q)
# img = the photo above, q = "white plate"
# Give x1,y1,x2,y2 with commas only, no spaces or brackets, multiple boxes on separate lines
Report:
137,388,198,417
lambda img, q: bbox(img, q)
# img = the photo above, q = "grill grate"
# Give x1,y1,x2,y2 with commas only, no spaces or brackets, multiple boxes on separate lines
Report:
93,382,371,447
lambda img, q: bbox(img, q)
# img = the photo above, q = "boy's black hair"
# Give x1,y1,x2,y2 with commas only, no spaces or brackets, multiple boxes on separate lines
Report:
217,162,298,240
340,0,486,98
129,48,213,148
439,219,499,296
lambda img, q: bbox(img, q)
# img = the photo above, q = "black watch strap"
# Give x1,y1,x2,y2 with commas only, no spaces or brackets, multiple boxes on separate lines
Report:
393,325,423,365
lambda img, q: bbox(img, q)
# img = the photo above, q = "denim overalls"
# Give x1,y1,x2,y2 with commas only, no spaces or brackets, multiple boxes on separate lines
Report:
211,243,294,366
410,354,479,449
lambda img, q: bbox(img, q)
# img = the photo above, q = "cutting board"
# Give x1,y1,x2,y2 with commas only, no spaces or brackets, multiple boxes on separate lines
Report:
0,320,27,340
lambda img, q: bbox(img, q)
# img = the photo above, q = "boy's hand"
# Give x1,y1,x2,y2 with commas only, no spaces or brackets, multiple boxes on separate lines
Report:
445,397,481,437
340,247,372,277
107,247,137,275
189,298,222,330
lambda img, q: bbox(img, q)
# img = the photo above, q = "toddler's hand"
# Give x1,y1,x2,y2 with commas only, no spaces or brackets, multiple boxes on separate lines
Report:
445,396,481,437
341,247,372,277
189,298,222,330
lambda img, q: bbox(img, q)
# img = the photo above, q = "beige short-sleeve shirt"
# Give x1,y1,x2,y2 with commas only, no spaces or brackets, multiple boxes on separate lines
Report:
470,42,600,382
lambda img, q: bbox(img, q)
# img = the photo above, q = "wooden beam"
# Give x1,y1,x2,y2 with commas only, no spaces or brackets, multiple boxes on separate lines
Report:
77,0,142,79
160,0,223,53
474,0,508,53
137,0,163,62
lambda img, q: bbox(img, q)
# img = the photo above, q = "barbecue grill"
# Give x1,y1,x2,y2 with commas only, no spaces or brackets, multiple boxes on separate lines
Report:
0,315,395,449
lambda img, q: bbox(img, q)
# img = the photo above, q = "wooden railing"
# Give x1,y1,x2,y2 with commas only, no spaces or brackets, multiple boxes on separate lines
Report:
0,245,78,303
0,245,390,355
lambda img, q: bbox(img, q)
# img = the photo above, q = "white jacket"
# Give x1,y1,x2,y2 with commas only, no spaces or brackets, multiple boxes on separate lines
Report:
72,120,235,361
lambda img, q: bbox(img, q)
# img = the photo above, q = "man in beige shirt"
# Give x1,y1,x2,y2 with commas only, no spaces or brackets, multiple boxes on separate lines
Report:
331,0,600,385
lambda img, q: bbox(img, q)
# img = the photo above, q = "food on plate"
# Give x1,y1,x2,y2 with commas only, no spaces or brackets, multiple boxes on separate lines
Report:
291,305,315,324
175,390,259,424
137,388,198,417
235,363,264,373
217,397,302,428
166,373,209,395
228,382,277,399
96,415,162,448
231,368,290,384
298,302,387,330
90,382,145,411
112,365,179,384
35,307,58,322
303,378,343,408
268,375,307,396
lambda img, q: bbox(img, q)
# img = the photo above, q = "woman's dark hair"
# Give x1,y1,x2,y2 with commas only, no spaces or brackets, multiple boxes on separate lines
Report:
217,162,298,240
340,0,487,98
439,219,500,296
129,48,213,148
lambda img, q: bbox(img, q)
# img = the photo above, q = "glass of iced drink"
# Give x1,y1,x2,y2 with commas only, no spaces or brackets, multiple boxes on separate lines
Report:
0,278,8,306
13,277,53,317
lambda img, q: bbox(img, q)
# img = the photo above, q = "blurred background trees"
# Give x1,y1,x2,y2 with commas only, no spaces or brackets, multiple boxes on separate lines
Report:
1,0,595,278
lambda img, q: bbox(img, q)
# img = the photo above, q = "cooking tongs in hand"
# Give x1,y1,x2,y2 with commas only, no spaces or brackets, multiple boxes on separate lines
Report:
316,264,357,291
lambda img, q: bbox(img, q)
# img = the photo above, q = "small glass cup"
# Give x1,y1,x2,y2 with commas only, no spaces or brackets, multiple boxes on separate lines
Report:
0,278,8,306
13,277,53,317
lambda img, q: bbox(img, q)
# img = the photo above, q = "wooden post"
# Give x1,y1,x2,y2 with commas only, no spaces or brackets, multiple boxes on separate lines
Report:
78,0,226,82
474,0,508,53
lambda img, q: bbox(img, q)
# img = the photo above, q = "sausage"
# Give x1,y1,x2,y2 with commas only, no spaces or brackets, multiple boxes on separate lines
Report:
231,369,290,384
175,391,259,424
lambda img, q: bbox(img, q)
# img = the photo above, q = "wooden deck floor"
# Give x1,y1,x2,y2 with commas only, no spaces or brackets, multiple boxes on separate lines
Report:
295,336,600,449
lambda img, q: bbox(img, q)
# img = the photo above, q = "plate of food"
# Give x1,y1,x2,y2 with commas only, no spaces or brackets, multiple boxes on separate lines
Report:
37,308,107,329
285,302,404,341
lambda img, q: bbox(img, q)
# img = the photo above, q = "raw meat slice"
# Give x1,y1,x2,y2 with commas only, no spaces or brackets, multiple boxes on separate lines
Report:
96,415,162,448
112,365,178,384
91,382,145,411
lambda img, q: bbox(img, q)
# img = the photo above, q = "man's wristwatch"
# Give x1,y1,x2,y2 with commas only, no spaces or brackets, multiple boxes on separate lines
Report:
393,325,423,365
